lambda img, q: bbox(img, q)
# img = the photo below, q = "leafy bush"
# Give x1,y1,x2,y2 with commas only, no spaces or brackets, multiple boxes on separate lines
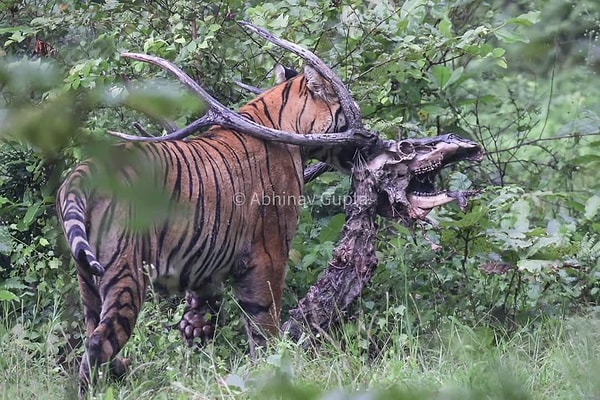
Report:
0,0,599,370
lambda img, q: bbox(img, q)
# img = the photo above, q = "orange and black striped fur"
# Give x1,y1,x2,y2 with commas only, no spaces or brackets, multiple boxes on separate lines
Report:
56,65,346,392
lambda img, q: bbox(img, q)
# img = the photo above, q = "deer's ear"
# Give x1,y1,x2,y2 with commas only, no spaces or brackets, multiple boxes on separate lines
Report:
304,65,337,101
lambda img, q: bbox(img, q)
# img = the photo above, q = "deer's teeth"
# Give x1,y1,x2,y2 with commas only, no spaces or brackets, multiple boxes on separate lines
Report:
414,160,441,175
413,190,445,197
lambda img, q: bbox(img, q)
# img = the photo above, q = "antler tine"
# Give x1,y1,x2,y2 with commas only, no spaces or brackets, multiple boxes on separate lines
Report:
238,21,363,130
109,52,230,141
304,161,334,183
110,52,374,146
235,80,263,94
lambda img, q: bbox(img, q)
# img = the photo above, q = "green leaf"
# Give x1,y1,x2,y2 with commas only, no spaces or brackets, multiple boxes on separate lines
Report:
224,374,246,391
0,278,27,290
103,386,114,400
448,171,473,191
0,26,38,39
511,199,530,232
446,67,464,89
9,31,26,44
517,259,561,273
318,213,345,242
506,11,541,26
30,17,51,26
438,18,453,38
494,27,529,44
431,66,463,90
22,201,42,227
431,65,450,89
400,0,427,24
49,259,61,269
526,236,564,258
301,252,318,268
584,195,600,220
71,77,80,90
441,207,485,228
288,248,301,265
186,40,197,53
491,48,506,58
271,14,289,30
0,290,18,302
123,83,205,120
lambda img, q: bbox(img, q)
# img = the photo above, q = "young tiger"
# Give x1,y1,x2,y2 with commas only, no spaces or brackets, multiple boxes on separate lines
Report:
56,65,347,394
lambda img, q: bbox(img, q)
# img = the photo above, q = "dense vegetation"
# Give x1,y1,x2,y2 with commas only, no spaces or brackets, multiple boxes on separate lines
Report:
1,0,599,398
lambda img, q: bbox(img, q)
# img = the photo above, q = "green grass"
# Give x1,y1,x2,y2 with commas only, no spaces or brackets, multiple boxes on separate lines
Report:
2,296,600,400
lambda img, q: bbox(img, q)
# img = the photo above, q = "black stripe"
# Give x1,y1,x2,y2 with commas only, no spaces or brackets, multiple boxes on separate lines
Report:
278,80,293,127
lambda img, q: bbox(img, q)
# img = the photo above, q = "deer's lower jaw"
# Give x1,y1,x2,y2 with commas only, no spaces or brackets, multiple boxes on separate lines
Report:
407,190,481,218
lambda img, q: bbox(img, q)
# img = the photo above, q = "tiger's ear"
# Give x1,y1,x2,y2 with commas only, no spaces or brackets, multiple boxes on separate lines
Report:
274,64,287,84
304,65,337,101
274,64,298,84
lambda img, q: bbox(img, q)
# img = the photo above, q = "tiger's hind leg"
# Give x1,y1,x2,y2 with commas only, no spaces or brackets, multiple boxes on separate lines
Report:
179,285,223,347
76,263,102,393
75,264,130,391
233,249,287,357
78,257,147,396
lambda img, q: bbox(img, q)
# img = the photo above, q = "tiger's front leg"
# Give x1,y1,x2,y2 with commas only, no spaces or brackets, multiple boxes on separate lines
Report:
233,253,287,357
179,287,223,346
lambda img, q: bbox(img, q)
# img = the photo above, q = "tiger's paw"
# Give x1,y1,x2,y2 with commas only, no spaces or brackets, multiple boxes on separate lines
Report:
179,310,215,346
179,293,221,347
110,356,131,379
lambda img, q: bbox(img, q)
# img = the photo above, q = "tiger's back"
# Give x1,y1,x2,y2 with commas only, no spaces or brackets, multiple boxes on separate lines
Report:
56,65,345,394
75,132,302,293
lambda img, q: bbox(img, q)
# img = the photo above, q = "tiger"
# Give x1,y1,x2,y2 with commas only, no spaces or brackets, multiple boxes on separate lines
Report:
56,64,348,394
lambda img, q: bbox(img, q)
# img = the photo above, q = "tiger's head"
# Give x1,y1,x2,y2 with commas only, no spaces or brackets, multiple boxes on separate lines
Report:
239,64,348,136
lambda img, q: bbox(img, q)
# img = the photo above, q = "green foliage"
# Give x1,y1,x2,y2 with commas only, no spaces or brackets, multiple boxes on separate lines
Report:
3,295,600,398
1,0,600,396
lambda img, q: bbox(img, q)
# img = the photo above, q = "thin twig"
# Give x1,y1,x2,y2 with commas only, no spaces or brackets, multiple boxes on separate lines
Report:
491,132,600,154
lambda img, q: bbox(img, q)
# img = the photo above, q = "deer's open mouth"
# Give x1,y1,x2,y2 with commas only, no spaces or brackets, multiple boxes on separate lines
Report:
407,164,481,220
373,134,484,221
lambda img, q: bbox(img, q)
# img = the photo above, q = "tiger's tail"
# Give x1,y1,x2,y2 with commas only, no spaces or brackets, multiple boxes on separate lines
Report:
56,172,105,276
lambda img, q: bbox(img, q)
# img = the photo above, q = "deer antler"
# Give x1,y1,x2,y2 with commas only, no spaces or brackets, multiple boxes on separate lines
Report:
108,23,379,150
234,80,263,95
237,22,363,132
